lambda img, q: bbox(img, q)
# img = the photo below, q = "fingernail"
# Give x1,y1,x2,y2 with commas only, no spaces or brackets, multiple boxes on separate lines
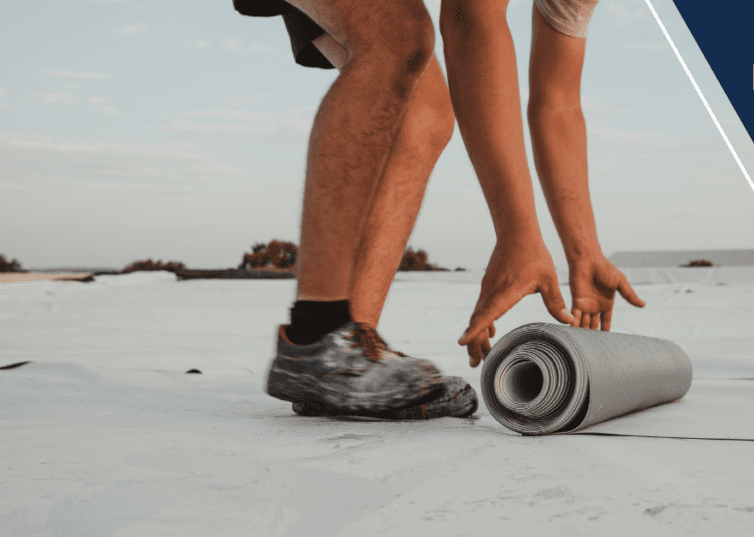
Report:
562,308,574,320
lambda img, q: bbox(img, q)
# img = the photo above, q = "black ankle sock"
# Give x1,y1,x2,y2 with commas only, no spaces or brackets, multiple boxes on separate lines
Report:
285,300,352,345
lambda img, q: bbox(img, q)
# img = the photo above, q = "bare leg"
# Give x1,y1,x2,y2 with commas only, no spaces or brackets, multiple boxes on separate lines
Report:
348,56,455,327
311,33,455,328
284,0,436,302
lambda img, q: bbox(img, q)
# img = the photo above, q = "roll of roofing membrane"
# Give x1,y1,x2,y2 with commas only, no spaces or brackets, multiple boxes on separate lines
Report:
481,323,692,435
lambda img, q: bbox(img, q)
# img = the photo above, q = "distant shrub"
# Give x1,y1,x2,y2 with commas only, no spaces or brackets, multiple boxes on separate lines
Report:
239,240,297,270
681,259,713,268
398,248,447,271
122,259,186,273
238,242,448,272
0,254,23,272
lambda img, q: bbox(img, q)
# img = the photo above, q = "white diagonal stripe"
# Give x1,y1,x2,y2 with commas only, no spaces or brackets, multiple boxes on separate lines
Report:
644,0,753,193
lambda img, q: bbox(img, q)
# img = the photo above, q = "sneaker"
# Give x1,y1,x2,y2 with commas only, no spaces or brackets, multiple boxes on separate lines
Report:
292,376,478,420
266,321,444,413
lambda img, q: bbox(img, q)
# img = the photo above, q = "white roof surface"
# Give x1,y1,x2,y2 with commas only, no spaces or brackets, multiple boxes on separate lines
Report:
2,270,753,536
608,249,754,267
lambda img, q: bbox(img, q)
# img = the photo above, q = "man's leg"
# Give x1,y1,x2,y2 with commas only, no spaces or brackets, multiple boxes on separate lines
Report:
266,0,446,413
283,0,436,302
293,37,479,421
347,57,455,327
310,34,455,329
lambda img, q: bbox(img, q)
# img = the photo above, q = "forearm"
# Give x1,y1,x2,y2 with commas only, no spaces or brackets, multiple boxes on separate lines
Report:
528,102,601,261
441,2,542,242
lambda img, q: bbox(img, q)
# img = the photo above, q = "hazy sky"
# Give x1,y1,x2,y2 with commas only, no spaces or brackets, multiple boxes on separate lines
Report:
1,0,753,271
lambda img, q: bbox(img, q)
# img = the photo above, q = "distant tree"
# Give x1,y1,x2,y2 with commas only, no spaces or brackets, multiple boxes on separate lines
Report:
240,248,269,269
0,254,23,273
681,259,714,268
239,242,445,272
239,240,297,270
398,247,446,271
267,240,297,268
122,259,186,273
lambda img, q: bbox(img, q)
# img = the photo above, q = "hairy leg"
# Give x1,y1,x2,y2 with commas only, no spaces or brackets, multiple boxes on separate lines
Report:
284,0,435,302
311,34,455,328
348,55,454,327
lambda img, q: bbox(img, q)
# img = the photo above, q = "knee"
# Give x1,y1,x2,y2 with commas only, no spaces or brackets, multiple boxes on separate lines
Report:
353,9,435,99
390,14,435,98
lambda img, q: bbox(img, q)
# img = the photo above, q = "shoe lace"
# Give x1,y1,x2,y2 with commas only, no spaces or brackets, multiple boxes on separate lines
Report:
349,322,407,362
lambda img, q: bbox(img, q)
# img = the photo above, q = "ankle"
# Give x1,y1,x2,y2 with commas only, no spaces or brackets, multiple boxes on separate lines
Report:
285,300,352,345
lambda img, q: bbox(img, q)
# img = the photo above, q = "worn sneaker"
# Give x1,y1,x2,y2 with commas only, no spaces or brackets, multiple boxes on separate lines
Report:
292,376,478,420
266,321,444,413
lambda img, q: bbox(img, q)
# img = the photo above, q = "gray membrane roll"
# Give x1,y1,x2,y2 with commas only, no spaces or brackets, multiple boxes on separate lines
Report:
481,323,693,435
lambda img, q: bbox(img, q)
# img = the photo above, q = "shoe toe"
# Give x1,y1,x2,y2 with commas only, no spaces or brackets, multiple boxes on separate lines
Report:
398,355,441,378
394,376,478,419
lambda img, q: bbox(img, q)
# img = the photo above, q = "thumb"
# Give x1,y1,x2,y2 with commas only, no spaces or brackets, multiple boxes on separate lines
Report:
617,275,646,308
540,283,576,324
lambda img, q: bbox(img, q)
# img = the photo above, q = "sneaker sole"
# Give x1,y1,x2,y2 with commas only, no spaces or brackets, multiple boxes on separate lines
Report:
291,376,478,420
266,364,445,413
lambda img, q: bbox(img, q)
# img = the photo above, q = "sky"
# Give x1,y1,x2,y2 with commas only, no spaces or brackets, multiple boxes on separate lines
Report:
1,0,753,271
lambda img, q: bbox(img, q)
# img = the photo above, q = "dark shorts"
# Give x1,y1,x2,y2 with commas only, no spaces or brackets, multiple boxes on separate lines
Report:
233,0,335,69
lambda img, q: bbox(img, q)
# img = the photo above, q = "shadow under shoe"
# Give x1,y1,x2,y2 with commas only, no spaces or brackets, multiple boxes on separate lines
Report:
266,321,444,413
292,376,478,420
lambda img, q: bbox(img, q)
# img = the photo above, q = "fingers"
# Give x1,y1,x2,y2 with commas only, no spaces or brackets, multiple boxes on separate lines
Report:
481,337,491,357
467,339,484,368
601,309,612,331
617,274,646,308
466,331,493,367
540,282,576,325
458,292,526,346
461,324,495,368
571,308,582,328
576,310,603,330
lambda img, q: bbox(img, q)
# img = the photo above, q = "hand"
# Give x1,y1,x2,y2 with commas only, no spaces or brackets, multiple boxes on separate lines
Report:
458,237,575,368
567,252,645,331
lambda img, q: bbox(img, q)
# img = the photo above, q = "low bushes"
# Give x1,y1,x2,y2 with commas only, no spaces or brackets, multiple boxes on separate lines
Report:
13,242,453,276
122,259,186,274
118,242,451,274
0,254,23,273
398,247,447,271
681,259,714,267
239,240,297,270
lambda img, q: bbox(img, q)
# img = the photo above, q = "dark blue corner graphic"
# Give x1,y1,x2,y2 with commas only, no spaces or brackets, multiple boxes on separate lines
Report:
670,1,754,144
